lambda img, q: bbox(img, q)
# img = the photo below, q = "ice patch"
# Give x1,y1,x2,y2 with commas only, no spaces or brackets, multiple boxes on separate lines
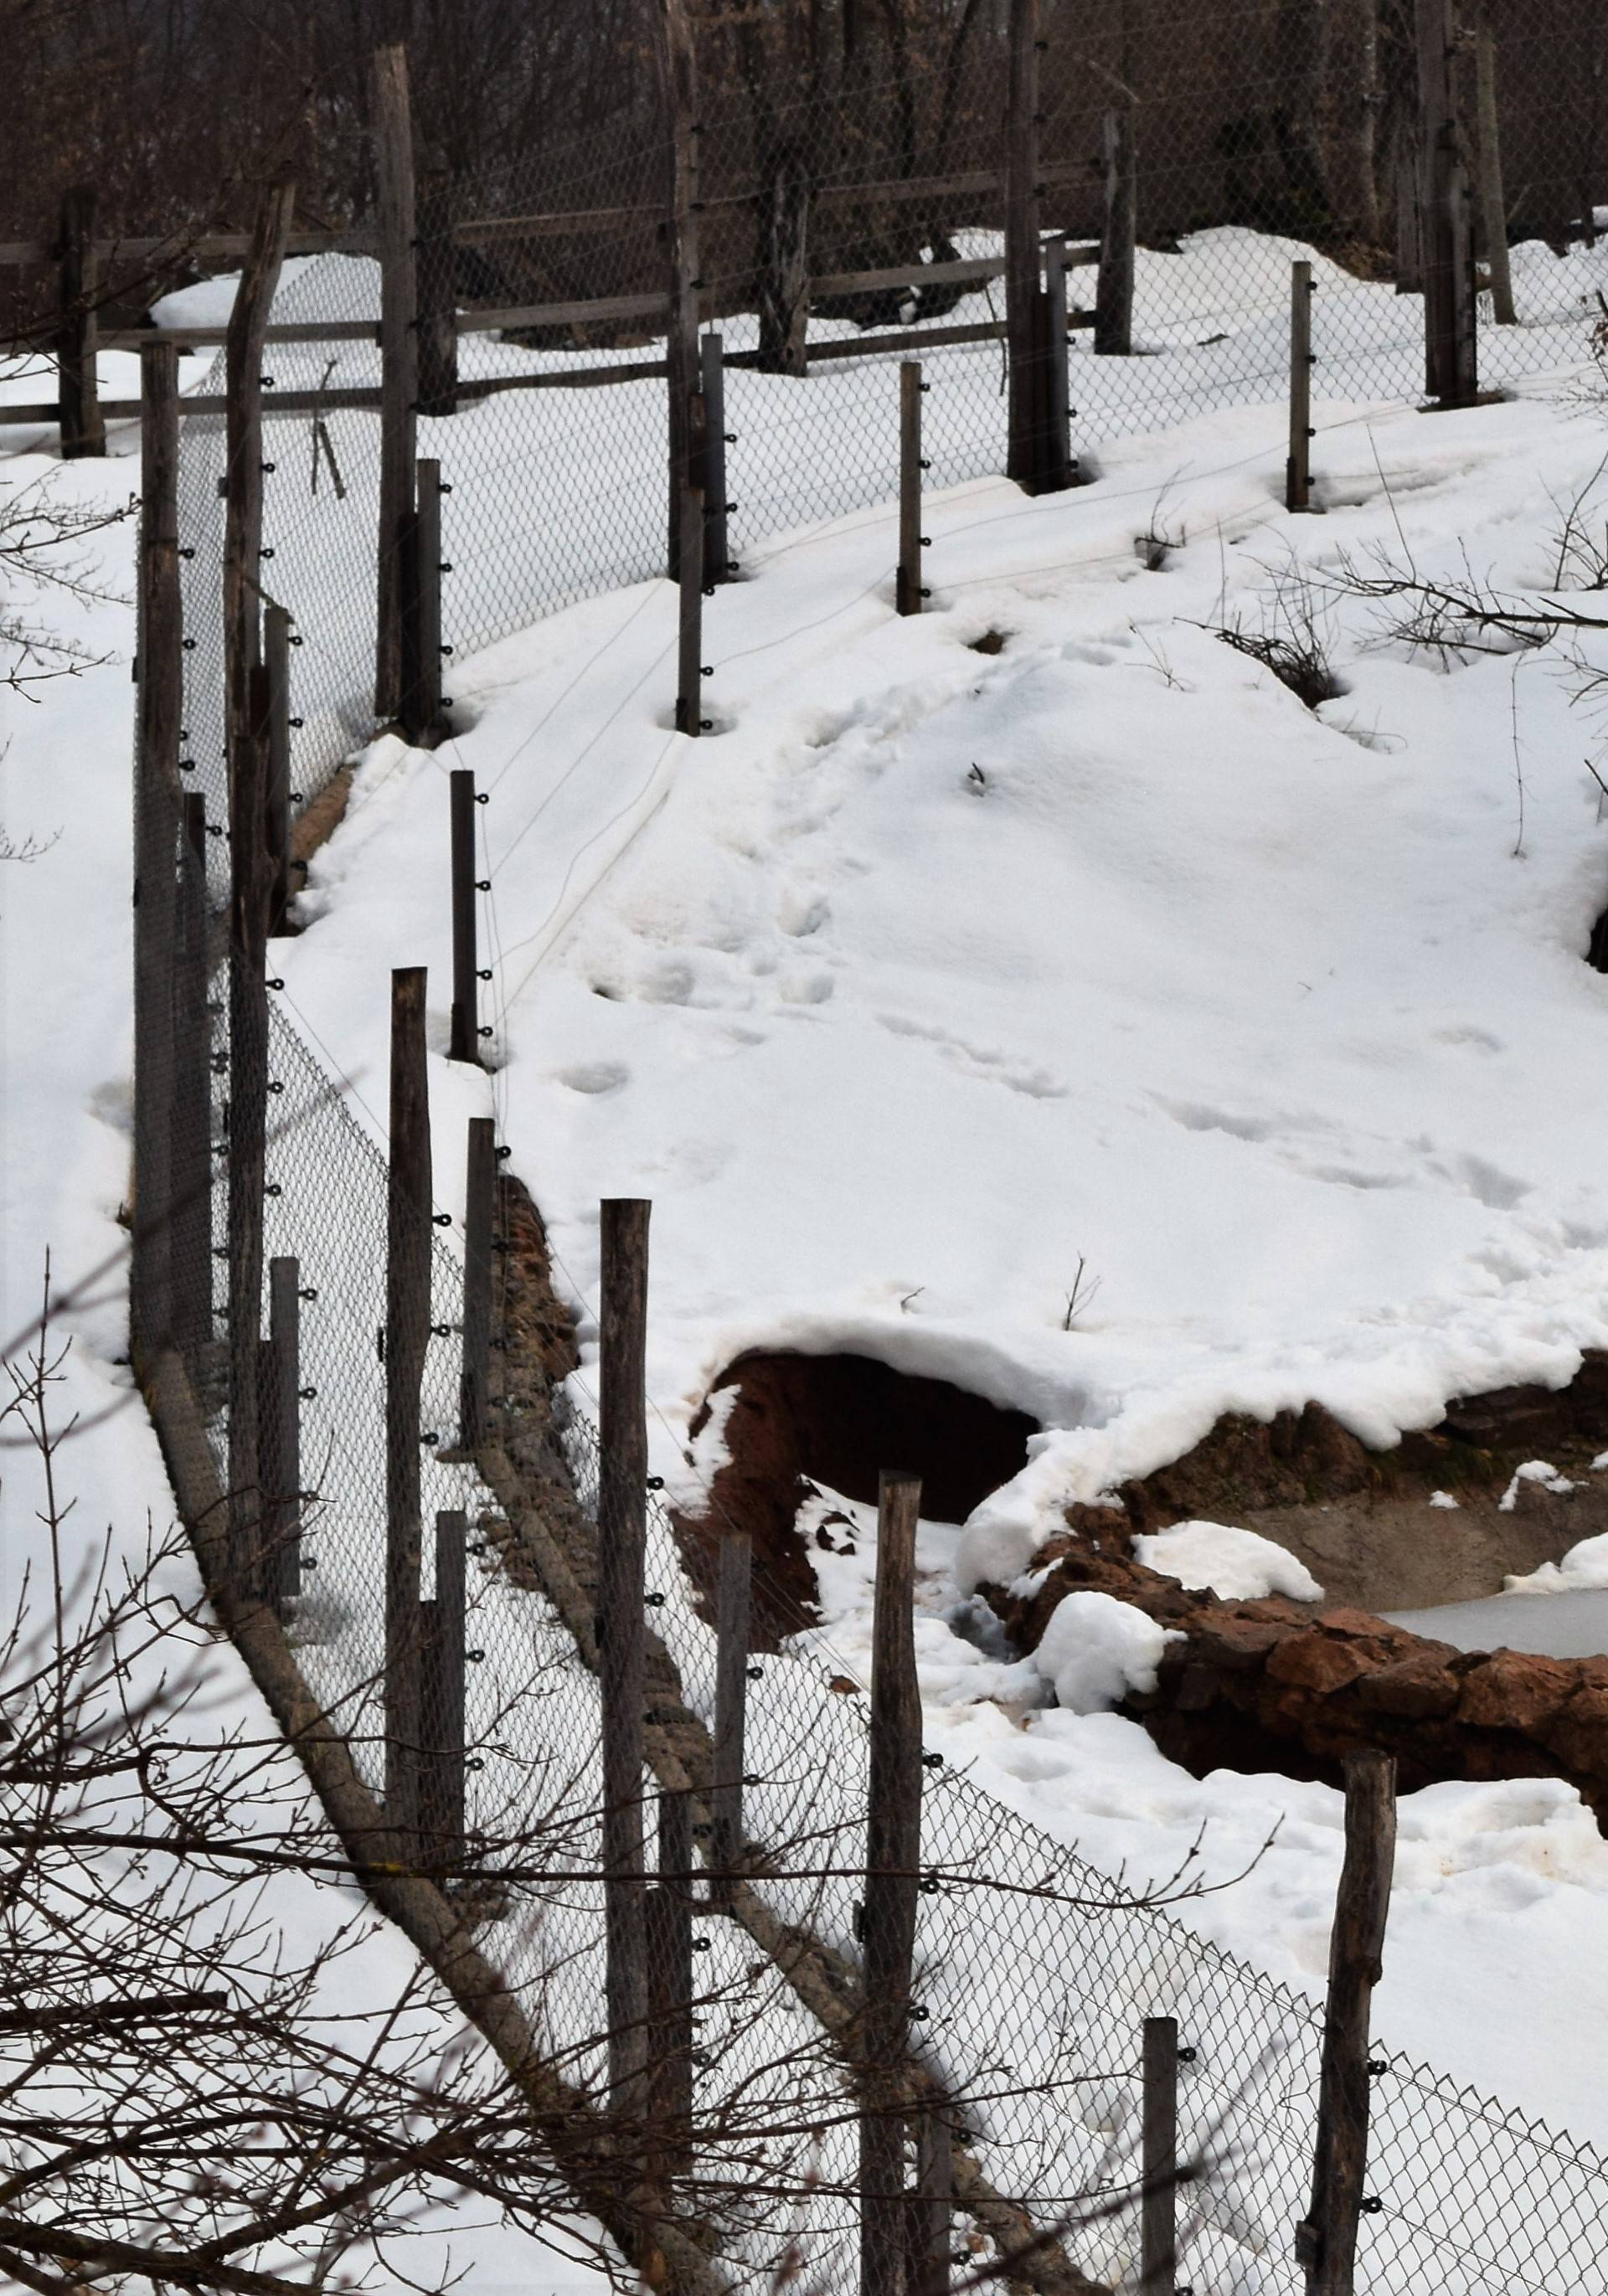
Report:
1134,1518,1324,1603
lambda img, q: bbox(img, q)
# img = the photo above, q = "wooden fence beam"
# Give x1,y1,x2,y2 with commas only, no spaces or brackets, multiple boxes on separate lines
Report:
600,1197,652,2113
709,1525,752,1911
374,42,420,723
1296,1751,1397,2296
57,187,105,458
132,340,181,1366
384,965,432,1830
1095,107,1136,357
860,1467,924,2296
459,1116,496,1453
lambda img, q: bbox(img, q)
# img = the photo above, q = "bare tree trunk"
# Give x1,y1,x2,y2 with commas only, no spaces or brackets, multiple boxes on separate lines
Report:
1272,0,1332,233
1327,0,1382,249
1472,2,1516,321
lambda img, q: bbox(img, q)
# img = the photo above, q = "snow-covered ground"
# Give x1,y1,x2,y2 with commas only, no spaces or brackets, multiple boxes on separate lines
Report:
0,444,616,2294
276,363,1608,2154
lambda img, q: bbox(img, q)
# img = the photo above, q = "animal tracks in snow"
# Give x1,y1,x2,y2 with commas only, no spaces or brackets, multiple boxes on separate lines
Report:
876,1011,1065,1099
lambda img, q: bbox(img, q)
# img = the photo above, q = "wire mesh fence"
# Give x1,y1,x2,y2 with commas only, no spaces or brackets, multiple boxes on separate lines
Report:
124,6,1608,2284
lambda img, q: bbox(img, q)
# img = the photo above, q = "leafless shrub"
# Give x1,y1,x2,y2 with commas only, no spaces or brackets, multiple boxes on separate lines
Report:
1203,567,1343,709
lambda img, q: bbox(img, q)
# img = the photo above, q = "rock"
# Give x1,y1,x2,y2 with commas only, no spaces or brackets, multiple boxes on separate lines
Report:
1193,1616,1298,1671
1356,1655,1460,1721
1457,1650,1578,1735
1265,1633,1376,1696
1544,1686,1608,1772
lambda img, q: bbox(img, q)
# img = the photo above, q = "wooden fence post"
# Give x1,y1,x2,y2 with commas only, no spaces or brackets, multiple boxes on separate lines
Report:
57,186,105,458
418,1509,467,1872
1296,1751,1397,2296
699,333,730,588
1471,2,1515,326
1095,107,1136,357
709,1524,752,1911
132,340,180,1365
170,790,214,1368
600,1197,652,2113
385,966,432,1832
416,148,459,416
1003,0,1044,489
447,768,482,1063
260,1255,302,1616
675,466,707,737
909,2108,953,2296
374,42,420,723
896,360,925,617
264,603,293,935
224,183,293,1609
860,1467,924,2296
1415,0,1477,404
657,0,703,582
647,1786,695,2174
1142,2015,1179,2294
1041,235,1073,491
459,1115,495,1452
401,456,445,746
1286,260,1316,512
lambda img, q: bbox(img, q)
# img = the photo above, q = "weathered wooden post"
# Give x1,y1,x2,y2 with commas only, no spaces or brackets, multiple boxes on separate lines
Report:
859,1468,924,2296
1095,107,1137,357
1142,2015,1179,2294
1415,0,1477,404
260,1256,302,1616
1041,234,1073,490
458,1115,496,1452
263,602,293,935
909,2108,953,2296
600,1197,652,2112
709,1524,753,1910
57,186,105,458
896,360,925,618
401,456,445,746
416,148,459,417
656,0,703,582
447,769,482,1063
384,966,432,1832
374,42,420,724
224,184,293,1605
132,340,181,1366
418,1509,467,1872
1003,0,1044,489
1286,260,1316,513
1471,2,1515,326
1296,1751,1397,2296
647,1786,695,2174
675,463,707,738
170,790,214,1369
699,333,730,588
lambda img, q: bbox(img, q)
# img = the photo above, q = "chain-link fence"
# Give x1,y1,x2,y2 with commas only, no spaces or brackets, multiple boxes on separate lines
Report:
126,5,1608,2284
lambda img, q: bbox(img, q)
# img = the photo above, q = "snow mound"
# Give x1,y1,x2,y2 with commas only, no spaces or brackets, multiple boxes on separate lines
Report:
1032,1591,1183,1714
1134,1518,1324,1603
1506,1532,1608,1593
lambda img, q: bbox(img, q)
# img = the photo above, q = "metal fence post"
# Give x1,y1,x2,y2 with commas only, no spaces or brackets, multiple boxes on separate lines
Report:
385,966,432,1832
447,768,482,1063
264,602,293,935
896,361,925,617
132,339,180,1367
1142,2015,1179,2293
860,1467,924,2296
418,1509,467,1873
374,41,420,723
260,1256,302,1617
57,186,105,458
170,790,214,1372
1003,0,1044,489
1296,1751,1397,2296
699,332,730,588
1286,260,1316,512
459,1115,496,1451
709,1524,752,1911
1095,106,1136,357
675,461,707,738
600,1197,652,2113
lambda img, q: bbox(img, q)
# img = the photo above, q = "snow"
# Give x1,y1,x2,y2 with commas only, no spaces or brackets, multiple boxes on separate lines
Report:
1498,1458,1578,1511
1030,1588,1183,1711
1134,1518,1325,1602
1429,1488,1460,1508
1506,1528,1608,1593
